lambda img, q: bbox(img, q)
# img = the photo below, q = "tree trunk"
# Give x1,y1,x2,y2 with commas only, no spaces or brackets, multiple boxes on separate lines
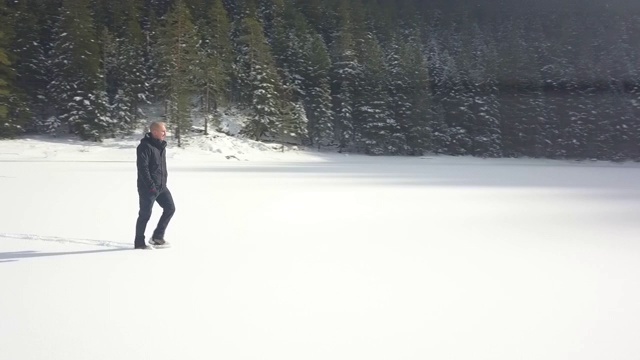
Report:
204,84,209,135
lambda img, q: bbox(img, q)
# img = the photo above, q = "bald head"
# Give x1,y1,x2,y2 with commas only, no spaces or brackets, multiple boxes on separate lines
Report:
150,121,167,141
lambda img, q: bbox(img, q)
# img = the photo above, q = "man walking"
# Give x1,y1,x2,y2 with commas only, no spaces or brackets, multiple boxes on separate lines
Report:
134,121,175,249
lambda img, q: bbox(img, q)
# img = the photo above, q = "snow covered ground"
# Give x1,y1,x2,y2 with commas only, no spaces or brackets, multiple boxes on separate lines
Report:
1,132,640,360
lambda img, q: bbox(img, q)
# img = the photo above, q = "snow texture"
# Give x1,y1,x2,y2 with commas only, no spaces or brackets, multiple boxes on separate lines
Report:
1,134,640,360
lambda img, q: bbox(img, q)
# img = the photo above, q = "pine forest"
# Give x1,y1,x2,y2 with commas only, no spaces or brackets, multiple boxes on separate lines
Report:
1,0,639,160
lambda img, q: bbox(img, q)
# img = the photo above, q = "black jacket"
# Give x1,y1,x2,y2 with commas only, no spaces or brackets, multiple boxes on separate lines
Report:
137,133,168,192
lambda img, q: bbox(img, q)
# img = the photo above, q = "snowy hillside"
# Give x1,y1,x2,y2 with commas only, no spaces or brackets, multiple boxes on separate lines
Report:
0,104,324,162
0,129,320,163
1,136,640,360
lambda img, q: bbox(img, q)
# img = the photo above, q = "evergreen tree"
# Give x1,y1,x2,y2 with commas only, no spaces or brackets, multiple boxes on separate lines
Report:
386,39,411,152
429,102,450,154
330,1,360,151
0,1,23,138
496,18,557,159
270,1,305,102
609,17,640,160
355,34,396,155
277,100,308,145
113,0,148,132
430,28,471,155
48,0,111,140
401,37,433,155
157,0,199,146
464,25,501,157
537,17,570,158
424,34,451,154
10,0,50,131
194,0,233,134
497,19,534,157
235,14,283,140
551,15,592,159
268,2,312,143
101,1,147,134
304,33,334,148
142,6,162,102
369,0,397,48
258,0,284,44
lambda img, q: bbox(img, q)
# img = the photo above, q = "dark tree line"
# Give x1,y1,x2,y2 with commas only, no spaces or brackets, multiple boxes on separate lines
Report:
0,0,639,160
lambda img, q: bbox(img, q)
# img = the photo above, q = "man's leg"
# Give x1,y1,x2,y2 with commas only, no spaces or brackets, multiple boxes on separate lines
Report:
135,191,156,247
152,188,176,241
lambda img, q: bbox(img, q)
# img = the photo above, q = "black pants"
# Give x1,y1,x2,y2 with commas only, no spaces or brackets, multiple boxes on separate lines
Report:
135,187,175,247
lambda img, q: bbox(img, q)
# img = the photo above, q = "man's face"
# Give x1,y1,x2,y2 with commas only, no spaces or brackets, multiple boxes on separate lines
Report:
151,124,167,141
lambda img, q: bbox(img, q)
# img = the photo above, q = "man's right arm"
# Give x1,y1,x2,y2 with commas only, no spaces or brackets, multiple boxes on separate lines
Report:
137,145,157,192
